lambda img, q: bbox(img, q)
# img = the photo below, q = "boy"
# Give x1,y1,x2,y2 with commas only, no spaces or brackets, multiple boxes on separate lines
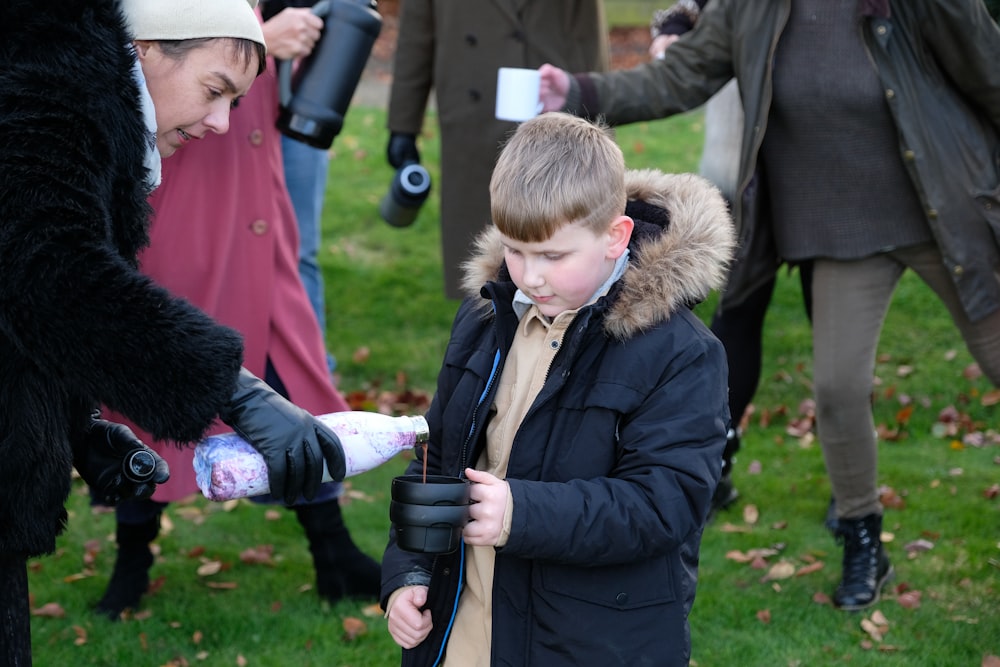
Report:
381,112,735,666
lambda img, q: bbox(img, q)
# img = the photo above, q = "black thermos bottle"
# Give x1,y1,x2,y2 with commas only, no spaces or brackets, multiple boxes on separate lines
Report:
379,161,432,228
277,0,382,149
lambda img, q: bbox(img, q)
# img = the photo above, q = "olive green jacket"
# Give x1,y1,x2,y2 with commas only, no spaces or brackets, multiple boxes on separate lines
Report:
569,0,1000,320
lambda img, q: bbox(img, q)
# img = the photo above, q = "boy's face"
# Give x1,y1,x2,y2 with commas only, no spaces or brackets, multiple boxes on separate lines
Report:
500,216,633,318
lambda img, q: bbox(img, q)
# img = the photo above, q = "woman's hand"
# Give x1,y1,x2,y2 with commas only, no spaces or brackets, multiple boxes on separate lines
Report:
539,64,571,113
649,34,680,60
262,7,323,61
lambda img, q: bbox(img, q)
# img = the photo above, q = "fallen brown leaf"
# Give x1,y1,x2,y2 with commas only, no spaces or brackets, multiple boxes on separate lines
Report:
756,609,771,624
343,616,368,640
812,591,832,605
72,625,87,646
196,560,223,576
762,560,796,582
717,522,752,533
904,539,934,555
239,545,276,566
982,389,1000,406
362,603,384,617
896,590,922,609
795,561,825,577
30,602,65,618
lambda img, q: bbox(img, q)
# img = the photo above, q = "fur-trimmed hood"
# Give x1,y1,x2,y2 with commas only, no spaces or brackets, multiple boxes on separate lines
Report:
460,169,735,339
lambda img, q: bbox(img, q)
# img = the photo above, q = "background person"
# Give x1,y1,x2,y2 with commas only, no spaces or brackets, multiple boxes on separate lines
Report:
539,0,1000,610
0,0,348,661
385,0,610,299
94,4,380,620
650,0,815,516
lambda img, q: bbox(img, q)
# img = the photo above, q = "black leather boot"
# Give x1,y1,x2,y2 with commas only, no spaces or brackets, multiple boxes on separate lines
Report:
294,499,381,604
94,515,160,620
709,428,741,516
832,512,893,610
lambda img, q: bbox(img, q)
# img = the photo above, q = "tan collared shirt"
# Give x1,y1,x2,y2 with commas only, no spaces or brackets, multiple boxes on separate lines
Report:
442,304,577,667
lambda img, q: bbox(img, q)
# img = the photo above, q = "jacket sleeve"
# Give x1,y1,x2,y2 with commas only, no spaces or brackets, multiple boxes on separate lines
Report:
572,0,733,125
387,0,435,135
0,59,243,444
501,320,729,566
923,0,1000,129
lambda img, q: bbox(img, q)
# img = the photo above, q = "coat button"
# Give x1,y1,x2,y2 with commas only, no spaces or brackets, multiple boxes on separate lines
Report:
249,129,264,146
549,340,559,350
615,592,628,605
469,89,481,102
884,89,895,100
250,219,269,235
902,149,915,161
927,208,938,220
953,265,964,276
465,34,477,47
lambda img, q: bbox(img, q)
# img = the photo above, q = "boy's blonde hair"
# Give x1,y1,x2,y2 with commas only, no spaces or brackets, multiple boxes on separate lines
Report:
490,112,626,242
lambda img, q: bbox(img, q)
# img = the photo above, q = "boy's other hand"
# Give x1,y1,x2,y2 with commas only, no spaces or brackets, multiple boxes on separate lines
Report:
387,585,432,649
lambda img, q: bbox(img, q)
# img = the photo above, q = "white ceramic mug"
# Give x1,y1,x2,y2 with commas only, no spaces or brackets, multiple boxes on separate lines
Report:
495,67,543,122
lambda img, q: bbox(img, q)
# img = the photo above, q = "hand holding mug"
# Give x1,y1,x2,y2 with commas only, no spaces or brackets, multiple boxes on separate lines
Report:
538,64,571,113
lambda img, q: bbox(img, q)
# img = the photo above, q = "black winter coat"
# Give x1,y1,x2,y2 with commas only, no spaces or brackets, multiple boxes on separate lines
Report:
0,0,243,556
381,170,735,666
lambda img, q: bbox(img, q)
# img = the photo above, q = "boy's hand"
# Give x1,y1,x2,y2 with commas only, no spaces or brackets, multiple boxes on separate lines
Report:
387,585,432,649
463,468,509,547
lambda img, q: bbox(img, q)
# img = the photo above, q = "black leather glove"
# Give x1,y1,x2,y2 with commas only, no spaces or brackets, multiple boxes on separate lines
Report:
387,132,420,169
218,367,346,504
74,416,170,505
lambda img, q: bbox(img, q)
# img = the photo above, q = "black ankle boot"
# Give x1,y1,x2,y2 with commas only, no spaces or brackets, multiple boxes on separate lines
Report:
710,428,741,516
94,516,160,621
294,499,381,604
832,513,893,611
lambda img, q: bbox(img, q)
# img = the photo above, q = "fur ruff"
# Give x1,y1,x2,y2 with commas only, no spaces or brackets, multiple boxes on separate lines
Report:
460,169,736,340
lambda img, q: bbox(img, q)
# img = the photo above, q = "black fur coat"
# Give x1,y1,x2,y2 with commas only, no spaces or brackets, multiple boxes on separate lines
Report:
0,0,244,556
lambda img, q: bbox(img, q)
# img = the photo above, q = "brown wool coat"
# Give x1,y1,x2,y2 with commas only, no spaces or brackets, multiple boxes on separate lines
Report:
388,0,609,298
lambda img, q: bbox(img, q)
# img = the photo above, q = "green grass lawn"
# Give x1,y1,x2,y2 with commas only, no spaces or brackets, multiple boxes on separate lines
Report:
29,107,999,666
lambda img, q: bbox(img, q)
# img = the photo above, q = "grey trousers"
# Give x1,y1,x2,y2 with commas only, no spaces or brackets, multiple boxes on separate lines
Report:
811,243,1000,518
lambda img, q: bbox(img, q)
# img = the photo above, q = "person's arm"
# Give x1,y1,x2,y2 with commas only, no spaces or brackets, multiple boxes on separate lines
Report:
387,0,435,135
543,2,733,126
921,0,1000,129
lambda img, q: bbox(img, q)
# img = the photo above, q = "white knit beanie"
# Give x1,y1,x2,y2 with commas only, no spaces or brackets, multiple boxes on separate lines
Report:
121,0,265,47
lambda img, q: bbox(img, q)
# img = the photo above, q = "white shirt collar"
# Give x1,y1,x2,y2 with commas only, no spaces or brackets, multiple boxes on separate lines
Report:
130,48,161,192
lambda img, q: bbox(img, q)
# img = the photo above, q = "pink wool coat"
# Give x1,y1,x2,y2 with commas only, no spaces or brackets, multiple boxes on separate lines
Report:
104,61,348,502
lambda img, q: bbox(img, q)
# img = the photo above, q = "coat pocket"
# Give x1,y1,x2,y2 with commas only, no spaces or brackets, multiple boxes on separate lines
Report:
537,557,677,610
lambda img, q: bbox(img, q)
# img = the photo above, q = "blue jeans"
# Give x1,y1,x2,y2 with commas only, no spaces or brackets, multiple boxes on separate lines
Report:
281,135,333,370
